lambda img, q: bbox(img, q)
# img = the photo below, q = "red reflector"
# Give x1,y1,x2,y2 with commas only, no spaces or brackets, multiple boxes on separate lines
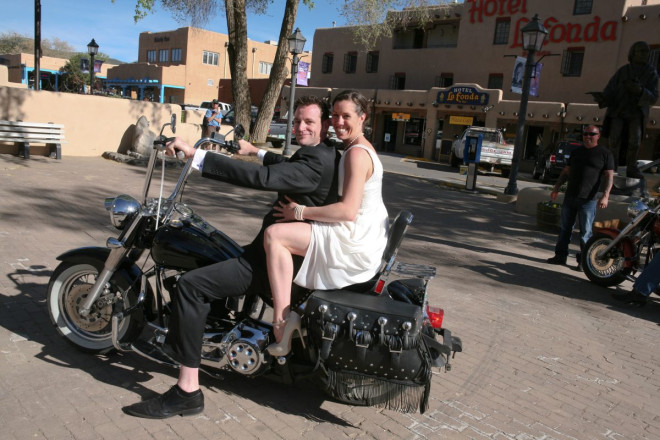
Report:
426,305,444,328
374,279,385,294
549,154,556,164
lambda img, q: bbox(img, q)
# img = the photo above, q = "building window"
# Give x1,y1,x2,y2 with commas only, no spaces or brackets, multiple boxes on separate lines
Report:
343,52,357,74
203,51,219,66
147,50,156,63
573,0,593,15
435,73,453,87
172,48,182,62
322,53,334,73
493,18,510,45
159,49,169,62
259,61,272,75
390,72,406,90
488,73,504,89
366,51,379,73
561,48,584,77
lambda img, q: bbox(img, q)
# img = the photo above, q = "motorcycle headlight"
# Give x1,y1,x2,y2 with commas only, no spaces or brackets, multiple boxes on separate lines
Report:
105,195,140,229
627,199,648,218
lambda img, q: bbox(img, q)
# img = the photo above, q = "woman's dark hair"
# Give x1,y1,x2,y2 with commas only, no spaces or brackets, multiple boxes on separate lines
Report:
294,95,330,121
332,90,370,119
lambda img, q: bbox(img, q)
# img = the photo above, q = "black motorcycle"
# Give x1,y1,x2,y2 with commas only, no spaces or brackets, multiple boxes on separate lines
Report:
47,116,462,413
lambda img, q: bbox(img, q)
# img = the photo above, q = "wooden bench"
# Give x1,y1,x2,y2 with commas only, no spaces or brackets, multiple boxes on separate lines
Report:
0,120,65,159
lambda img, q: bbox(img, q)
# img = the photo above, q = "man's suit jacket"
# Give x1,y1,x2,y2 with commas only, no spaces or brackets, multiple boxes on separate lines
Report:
200,139,341,251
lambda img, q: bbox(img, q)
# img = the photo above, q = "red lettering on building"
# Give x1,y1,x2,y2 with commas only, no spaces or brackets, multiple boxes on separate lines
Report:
511,16,618,48
469,0,527,23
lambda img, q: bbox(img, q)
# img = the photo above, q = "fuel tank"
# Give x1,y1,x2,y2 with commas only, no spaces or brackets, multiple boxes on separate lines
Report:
151,212,243,271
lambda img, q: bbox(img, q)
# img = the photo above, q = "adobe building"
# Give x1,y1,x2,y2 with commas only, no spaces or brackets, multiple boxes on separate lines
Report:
106,27,307,106
0,53,115,91
307,0,660,167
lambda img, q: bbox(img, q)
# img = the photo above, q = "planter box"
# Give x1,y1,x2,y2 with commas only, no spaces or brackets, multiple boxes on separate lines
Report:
536,202,561,231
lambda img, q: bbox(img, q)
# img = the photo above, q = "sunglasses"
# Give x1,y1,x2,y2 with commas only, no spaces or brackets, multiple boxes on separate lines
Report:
583,132,599,136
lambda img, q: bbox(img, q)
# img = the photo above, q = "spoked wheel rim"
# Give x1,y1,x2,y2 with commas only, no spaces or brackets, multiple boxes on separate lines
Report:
52,264,129,346
585,238,625,279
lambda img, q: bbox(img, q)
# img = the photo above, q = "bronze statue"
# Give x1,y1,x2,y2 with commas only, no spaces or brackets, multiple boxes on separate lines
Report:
593,41,658,179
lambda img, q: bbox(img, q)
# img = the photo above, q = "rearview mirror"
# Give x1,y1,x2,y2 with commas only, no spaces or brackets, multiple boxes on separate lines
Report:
170,114,177,134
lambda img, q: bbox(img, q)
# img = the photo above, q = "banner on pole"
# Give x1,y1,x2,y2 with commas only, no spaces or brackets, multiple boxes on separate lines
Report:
297,61,309,86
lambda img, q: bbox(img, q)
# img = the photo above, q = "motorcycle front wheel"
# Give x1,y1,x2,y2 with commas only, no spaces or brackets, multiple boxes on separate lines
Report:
47,258,144,353
582,233,631,287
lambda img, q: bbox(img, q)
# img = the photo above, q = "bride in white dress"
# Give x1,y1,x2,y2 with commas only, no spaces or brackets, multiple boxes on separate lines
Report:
263,90,389,355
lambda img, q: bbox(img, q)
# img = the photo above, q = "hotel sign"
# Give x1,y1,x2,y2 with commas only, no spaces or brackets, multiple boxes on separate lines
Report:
436,87,489,106
449,116,474,126
392,113,411,121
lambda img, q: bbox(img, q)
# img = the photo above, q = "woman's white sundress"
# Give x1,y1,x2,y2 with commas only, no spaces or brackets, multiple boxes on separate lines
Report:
294,144,389,290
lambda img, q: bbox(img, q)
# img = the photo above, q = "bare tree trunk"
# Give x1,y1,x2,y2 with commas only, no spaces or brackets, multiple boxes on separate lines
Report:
250,0,299,143
225,0,252,133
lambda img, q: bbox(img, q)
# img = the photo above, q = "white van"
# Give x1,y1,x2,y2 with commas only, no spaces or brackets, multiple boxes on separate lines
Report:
201,101,232,114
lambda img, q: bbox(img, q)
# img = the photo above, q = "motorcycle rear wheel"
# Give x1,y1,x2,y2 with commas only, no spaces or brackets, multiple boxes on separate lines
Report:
47,259,144,353
582,233,631,287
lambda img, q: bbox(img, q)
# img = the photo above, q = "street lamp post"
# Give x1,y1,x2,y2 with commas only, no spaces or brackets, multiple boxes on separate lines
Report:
87,38,99,95
283,28,306,156
503,14,548,196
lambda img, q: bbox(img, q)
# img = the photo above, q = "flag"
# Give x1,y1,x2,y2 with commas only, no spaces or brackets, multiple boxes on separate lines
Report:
93,60,103,74
529,62,542,97
510,56,525,94
297,61,309,86
80,58,89,74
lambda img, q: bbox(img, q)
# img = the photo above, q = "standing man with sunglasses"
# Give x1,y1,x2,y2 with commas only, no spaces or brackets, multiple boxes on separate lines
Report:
546,126,615,270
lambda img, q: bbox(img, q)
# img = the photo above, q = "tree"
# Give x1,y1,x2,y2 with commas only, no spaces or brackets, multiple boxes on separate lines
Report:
59,52,112,93
340,0,457,50
59,54,89,94
0,32,33,54
128,0,312,143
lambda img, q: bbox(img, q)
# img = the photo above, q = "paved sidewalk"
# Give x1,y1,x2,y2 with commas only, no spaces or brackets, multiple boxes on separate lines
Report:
1,153,658,440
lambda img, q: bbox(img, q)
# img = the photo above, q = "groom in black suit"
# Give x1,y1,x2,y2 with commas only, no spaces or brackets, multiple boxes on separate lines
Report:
123,95,340,419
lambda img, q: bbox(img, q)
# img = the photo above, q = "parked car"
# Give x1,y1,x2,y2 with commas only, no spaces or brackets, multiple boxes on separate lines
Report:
201,100,232,113
532,140,582,183
450,126,513,177
222,106,258,126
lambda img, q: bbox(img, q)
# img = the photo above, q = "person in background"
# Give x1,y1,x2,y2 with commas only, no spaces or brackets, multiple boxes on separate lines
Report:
546,125,615,271
204,99,223,138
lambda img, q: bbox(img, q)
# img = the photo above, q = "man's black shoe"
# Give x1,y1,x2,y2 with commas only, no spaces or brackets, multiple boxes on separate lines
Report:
123,385,204,419
612,289,648,306
547,255,567,265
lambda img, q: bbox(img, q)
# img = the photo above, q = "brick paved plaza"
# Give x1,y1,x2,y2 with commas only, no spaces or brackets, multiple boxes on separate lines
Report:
0,154,658,439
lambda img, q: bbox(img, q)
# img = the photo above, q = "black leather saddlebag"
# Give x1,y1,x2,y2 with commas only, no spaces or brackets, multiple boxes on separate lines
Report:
305,289,432,413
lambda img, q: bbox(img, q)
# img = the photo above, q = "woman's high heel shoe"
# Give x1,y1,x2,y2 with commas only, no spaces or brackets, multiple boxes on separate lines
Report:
266,311,305,356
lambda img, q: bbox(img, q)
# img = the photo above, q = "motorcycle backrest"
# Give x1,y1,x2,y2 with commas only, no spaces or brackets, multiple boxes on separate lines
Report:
383,210,413,264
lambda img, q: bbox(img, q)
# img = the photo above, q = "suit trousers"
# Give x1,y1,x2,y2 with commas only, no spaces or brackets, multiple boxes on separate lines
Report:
165,243,269,368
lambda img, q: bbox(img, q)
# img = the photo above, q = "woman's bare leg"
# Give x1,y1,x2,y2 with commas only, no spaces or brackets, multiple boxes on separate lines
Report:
263,222,311,342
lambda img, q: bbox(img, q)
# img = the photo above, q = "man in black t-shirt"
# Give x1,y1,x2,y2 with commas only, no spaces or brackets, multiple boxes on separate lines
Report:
547,126,615,269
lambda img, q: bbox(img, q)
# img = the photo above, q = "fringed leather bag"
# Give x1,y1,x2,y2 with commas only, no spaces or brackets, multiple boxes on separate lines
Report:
305,289,432,413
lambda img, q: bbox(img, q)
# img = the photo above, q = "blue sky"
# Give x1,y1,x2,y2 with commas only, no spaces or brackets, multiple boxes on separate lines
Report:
3,0,346,62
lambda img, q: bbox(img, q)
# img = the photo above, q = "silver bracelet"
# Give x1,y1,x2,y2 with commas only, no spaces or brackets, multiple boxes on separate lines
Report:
294,204,306,221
